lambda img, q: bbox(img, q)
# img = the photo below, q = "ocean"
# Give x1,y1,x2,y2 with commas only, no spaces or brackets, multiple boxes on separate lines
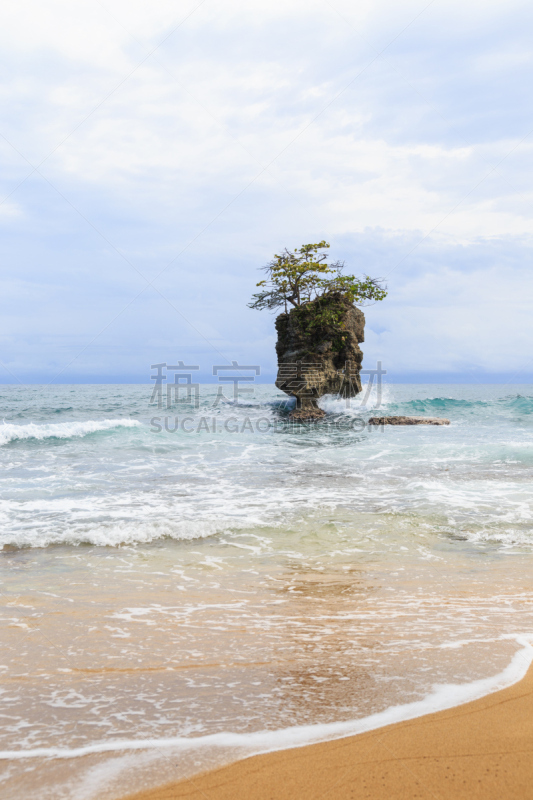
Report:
1,383,533,799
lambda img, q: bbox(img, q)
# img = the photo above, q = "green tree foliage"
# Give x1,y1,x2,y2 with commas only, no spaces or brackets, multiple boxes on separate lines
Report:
248,241,387,313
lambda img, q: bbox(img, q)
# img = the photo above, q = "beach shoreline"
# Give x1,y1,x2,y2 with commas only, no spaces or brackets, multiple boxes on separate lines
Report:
121,658,533,800
2,385,533,800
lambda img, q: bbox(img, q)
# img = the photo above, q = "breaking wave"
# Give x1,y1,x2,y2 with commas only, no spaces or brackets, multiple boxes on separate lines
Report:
382,394,533,418
0,419,141,447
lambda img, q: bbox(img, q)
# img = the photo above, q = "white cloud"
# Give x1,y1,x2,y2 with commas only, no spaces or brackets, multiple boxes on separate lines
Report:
0,0,532,381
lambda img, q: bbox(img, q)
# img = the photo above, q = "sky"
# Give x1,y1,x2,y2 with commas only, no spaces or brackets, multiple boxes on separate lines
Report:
1,0,532,384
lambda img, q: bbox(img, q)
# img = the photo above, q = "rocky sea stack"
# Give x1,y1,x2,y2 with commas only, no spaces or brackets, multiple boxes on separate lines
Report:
275,292,365,419
248,241,387,419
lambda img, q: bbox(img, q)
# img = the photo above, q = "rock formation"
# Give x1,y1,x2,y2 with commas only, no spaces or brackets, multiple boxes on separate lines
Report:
275,292,365,419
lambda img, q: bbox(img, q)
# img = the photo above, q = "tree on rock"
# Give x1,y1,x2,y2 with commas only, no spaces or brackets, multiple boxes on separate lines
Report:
248,241,387,314
248,242,387,420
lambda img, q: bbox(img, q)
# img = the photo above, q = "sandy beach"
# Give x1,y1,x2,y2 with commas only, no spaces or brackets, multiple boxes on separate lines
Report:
2,386,533,800
123,660,533,800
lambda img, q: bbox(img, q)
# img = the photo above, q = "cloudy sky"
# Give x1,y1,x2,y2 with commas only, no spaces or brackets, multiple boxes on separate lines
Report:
1,0,532,383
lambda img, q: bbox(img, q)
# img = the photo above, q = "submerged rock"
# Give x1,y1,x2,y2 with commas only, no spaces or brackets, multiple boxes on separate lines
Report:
275,293,364,419
368,416,450,425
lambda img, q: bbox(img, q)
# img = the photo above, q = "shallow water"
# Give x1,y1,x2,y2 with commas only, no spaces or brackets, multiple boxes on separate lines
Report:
1,384,532,798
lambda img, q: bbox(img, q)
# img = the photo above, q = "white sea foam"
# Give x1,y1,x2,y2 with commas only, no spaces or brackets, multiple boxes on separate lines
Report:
1,634,531,762
0,419,140,447
0,517,254,549
318,385,393,415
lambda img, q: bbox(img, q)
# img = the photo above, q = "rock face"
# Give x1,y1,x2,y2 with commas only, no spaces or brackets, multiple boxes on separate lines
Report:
275,293,365,419
368,416,450,425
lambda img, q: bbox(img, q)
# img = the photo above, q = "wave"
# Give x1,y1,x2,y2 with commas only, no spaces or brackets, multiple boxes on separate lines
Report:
269,392,533,419
1,634,531,761
383,394,533,417
0,516,249,550
0,419,141,447
498,394,533,414
399,398,486,411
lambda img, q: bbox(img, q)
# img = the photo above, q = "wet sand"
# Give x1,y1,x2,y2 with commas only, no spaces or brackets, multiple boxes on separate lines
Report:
122,661,533,800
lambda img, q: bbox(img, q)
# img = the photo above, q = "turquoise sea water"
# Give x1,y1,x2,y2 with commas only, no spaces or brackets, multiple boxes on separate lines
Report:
2,383,533,549
1,384,533,799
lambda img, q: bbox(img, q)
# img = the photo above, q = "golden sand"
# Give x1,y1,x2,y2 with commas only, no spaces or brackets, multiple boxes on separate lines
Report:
122,662,533,800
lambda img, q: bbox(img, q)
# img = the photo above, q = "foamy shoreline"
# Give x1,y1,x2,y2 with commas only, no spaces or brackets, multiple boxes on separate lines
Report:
2,635,532,800
2,634,532,765
2,385,532,800
120,636,533,800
